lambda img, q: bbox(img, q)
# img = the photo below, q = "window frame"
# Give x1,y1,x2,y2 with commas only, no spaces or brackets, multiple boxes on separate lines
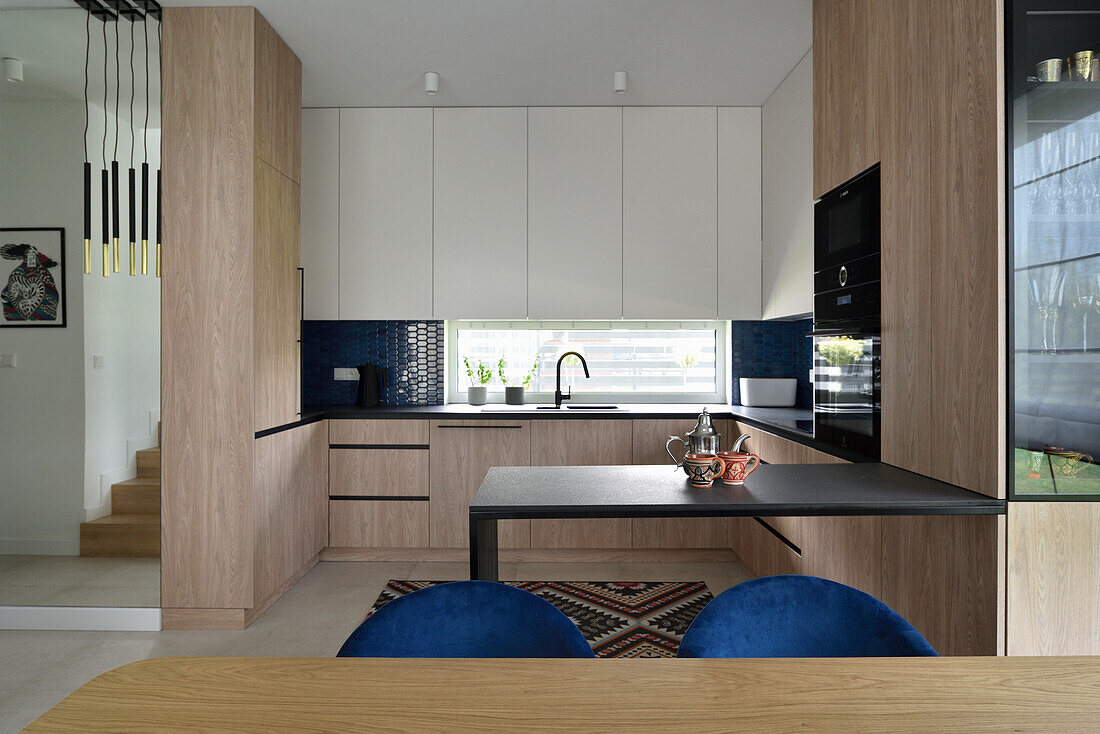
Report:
445,320,730,405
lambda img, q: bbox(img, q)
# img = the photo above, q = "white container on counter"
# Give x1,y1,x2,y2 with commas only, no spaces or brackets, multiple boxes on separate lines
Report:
739,378,797,407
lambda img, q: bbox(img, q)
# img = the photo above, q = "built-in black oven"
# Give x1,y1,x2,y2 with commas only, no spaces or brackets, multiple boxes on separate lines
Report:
812,164,882,460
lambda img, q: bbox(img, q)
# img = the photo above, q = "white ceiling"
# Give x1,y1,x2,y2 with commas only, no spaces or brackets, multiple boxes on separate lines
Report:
0,7,161,125
0,1,810,109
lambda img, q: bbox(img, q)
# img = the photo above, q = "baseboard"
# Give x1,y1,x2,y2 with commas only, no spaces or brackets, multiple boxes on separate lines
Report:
0,538,80,555
161,607,246,631
0,606,161,631
244,552,320,627
320,547,738,563
163,552,321,631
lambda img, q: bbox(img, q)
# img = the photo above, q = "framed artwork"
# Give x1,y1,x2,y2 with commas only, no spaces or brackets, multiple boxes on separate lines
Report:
1,227,67,328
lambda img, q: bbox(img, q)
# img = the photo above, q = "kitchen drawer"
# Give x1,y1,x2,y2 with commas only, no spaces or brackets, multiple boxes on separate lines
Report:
328,499,429,547
329,419,428,446
329,448,429,497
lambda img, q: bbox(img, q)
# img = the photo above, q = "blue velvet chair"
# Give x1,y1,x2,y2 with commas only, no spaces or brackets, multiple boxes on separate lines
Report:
337,580,595,658
677,575,937,658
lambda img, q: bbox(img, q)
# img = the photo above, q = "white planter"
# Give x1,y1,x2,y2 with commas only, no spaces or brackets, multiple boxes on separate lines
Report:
739,378,797,407
467,386,488,406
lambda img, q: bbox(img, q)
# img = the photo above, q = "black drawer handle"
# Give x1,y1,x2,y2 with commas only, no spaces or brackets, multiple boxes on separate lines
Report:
436,425,524,430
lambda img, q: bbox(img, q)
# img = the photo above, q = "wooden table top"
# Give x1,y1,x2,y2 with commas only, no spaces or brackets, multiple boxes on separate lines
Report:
24,656,1100,733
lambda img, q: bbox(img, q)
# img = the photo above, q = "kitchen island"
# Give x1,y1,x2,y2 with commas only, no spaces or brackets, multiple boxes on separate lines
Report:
469,464,1005,580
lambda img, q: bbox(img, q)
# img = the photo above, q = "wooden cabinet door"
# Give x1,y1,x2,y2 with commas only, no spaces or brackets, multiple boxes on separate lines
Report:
527,107,623,319
433,108,528,319
622,107,718,319
630,418,730,549
339,108,434,319
530,420,633,549
300,108,339,320
718,107,762,320
254,158,301,432
253,420,327,605
429,420,531,549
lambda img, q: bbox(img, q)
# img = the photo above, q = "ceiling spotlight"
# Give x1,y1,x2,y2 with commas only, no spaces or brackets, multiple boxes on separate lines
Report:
424,71,439,95
3,58,23,83
613,70,627,94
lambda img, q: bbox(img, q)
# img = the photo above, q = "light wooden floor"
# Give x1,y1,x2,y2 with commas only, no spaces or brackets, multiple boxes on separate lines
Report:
0,558,750,732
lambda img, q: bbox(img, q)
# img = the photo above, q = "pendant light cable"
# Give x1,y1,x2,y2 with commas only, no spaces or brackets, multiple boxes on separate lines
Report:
102,20,107,171
129,18,135,169
83,9,90,165
143,15,148,164
113,17,119,163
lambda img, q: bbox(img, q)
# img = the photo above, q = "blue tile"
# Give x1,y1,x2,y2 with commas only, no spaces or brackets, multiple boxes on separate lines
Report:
729,318,813,408
302,320,445,406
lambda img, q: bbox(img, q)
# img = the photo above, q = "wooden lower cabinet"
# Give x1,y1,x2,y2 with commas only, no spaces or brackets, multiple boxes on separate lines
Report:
1007,503,1100,656
429,420,531,548
530,420,633,549
329,448,430,497
630,418,731,548
729,517,802,577
329,500,429,547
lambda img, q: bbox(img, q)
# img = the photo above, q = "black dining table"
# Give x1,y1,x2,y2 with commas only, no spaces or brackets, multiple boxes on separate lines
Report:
468,463,1005,580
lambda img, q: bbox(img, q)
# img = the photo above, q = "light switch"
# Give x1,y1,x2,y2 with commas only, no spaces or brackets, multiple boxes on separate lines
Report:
93,354,105,370
333,368,359,381
0,354,15,368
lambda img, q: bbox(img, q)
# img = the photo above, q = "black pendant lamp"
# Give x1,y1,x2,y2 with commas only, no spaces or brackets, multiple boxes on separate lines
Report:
82,8,92,275
77,0,161,278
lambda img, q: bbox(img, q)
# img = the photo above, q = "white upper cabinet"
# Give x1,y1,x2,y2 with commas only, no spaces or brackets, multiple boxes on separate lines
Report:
718,107,762,320
528,107,623,319
301,108,340,320
339,108,434,320
622,107,719,319
761,53,814,320
433,108,528,319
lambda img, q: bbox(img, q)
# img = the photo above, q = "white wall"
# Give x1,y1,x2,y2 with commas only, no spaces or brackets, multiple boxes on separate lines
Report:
761,50,814,320
82,110,161,519
0,101,87,554
0,96,160,554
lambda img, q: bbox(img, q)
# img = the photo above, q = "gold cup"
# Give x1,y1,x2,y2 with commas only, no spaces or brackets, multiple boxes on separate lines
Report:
1036,58,1062,82
1074,51,1095,81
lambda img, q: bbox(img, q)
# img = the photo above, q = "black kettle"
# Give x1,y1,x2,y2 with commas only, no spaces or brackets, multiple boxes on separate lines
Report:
355,363,388,407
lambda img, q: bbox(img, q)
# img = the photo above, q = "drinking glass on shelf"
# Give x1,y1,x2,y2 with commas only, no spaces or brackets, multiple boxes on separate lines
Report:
1030,267,1066,353
1073,276,1097,351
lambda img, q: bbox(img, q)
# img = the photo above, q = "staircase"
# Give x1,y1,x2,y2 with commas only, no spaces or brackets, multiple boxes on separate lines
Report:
80,443,161,558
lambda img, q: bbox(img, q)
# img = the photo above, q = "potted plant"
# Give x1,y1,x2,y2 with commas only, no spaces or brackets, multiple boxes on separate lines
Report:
499,357,538,405
463,357,493,405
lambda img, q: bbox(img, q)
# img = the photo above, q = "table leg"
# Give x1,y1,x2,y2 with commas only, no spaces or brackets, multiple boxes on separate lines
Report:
469,516,499,581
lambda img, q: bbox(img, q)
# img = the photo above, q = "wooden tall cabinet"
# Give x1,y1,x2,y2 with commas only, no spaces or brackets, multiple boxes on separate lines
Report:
162,7,322,629
812,0,1002,498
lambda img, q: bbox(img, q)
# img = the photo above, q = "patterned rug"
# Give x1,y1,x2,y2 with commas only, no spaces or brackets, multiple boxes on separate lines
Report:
369,580,713,658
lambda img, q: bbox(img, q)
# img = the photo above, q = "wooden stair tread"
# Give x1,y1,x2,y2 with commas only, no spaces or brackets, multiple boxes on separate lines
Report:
114,477,160,488
83,514,160,526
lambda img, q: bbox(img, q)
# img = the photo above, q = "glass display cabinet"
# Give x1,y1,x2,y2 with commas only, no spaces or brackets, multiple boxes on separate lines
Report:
1007,0,1100,497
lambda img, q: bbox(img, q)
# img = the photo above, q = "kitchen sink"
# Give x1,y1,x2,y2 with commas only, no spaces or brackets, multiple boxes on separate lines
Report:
479,405,620,413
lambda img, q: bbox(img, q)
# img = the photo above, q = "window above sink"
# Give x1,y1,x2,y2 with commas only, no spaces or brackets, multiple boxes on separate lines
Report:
448,320,728,404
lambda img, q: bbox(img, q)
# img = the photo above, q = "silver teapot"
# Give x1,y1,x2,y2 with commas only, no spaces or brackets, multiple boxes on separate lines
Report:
666,409,750,466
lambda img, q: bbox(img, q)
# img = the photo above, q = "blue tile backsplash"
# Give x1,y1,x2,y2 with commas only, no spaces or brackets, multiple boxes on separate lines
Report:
303,318,812,409
729,319,814,408
302,321,445,406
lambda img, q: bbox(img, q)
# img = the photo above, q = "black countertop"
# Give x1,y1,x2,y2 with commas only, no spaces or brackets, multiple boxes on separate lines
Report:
469,464,1006,520
301,402,848,460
